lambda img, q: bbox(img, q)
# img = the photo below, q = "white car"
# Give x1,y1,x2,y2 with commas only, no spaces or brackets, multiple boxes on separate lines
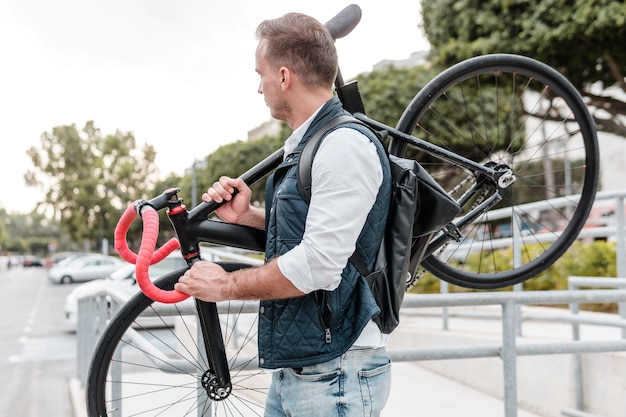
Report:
48,254,124,284
64,250,220,328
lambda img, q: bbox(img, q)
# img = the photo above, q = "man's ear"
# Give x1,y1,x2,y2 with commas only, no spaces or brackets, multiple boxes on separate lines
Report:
279,67,291,90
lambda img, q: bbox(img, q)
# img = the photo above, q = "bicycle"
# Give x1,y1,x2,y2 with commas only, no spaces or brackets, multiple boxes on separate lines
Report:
86,4,599,416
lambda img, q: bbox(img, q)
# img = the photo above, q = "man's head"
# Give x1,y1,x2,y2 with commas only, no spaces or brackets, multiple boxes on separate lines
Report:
255,13,338,126
256,13,338,89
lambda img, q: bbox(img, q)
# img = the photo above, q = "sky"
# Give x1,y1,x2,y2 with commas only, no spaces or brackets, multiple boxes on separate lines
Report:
0,0,429,214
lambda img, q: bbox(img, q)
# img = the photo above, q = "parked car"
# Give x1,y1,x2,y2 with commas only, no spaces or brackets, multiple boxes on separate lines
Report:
22,255,44,267
45,251,90,268
48,254,124,284
64,249,220,328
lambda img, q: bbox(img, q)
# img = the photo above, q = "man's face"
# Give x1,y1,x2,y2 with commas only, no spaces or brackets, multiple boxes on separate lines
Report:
255,39,289,121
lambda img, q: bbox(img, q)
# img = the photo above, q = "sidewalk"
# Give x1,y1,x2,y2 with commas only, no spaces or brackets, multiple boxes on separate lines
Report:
384,362,543,417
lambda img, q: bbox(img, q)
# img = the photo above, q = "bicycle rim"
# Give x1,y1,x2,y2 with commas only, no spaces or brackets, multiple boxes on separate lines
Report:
393,54,599,289
86,265,268,416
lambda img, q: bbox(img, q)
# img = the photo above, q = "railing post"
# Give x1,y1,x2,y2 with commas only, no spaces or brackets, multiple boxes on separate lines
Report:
616,195,626,280
440,280,449,330
513,208,524,336
77,294,112,386
568,279,585,411
501,300,518,417
615,196,626,338
76,296,93,385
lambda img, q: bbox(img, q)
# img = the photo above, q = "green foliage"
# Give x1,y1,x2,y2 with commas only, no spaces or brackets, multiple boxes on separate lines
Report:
421,0,626,137
357,64,526,172
0,208,70,256
191,128,289,206
412,240,618,300
356,65,441,128
531,240,617,290
25,121,159,248
0,212,7,251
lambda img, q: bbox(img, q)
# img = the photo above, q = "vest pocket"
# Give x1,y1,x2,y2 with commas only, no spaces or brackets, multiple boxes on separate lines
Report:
273,193,308,248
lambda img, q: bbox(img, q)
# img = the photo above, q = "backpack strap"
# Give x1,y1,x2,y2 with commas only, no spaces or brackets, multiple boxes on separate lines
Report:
296,114,381,278
297,114,362,204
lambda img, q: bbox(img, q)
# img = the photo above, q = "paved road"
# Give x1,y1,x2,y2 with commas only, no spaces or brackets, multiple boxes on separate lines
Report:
0,266,78,417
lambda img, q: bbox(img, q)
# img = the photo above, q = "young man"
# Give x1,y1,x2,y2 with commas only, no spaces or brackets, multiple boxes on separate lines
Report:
175,12,392,416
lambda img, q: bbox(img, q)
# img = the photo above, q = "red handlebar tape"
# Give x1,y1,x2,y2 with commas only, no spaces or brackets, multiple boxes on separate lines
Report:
114,204,189,303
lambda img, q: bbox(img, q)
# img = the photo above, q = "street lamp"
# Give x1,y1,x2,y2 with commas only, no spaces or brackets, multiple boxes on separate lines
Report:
186,159,207,207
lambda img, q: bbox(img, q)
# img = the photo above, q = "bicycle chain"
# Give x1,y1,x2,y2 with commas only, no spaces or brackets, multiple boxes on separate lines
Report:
405,174,493,292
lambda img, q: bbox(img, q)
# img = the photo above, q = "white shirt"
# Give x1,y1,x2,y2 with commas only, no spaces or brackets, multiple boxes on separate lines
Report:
277,108,388,347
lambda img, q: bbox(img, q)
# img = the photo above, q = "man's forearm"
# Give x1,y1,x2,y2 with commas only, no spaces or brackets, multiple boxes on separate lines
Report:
237,205,266,229
228,258,305,300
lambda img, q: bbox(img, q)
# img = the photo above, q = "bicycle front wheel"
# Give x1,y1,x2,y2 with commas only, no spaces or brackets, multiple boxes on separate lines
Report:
86,264,269,417
393,54,599,289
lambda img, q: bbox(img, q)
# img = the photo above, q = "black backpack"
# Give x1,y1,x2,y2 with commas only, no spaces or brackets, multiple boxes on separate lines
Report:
297,115,460,334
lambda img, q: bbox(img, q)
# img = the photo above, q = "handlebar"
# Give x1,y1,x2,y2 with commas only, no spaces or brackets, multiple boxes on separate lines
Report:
114,147,282,304
115,202,190,304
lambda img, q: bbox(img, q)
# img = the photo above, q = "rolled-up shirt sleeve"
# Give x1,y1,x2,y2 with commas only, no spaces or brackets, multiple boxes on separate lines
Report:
277,128,383,294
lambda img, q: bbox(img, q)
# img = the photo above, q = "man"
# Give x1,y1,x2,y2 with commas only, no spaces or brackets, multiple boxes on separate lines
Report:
175,12,392,417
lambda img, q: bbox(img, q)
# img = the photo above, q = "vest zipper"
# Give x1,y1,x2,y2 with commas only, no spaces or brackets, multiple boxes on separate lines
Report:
314,290,332,344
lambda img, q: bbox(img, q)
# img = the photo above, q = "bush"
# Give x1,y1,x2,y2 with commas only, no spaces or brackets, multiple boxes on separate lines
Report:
411,240,618,311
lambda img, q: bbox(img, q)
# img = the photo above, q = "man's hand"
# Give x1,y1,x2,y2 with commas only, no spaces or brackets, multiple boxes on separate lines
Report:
174,261,231,303
174,258,306,303
203,176,252,224
203,176,266,228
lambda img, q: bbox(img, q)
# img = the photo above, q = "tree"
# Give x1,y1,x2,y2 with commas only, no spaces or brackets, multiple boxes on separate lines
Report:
0,208,9,253
356,62,527,171
0,208,68,255
357,64,440,128
421,0,626,137
25,121,159,248
190,127,289,206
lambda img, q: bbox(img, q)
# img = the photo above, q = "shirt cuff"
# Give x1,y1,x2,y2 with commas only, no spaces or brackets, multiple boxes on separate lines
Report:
276,245,310,293
276,244,341,294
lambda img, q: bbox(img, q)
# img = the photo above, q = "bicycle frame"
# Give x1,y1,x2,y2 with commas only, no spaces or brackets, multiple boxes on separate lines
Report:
145,116,510,264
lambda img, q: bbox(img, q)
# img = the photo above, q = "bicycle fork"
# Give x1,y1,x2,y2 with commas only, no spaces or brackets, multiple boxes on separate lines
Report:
196,300,232,401
162,190,233,402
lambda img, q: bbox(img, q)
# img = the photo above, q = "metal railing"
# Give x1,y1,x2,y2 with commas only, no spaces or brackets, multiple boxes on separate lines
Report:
75,189,626,417
76,287,626,417
398,290,626,417
565,277,626,417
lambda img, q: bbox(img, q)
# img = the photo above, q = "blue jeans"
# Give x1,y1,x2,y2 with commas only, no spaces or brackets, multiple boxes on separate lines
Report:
264,347,391,417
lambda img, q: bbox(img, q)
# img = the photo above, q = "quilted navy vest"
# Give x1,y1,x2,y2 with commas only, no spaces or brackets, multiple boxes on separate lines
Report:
258,97,392,369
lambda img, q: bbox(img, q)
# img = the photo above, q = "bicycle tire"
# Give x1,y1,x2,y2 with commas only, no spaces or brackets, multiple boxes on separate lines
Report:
392,54,599,289
86,263,269,417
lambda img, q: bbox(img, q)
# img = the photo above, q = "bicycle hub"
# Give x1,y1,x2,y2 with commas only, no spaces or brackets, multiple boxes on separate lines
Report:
201,370,232,401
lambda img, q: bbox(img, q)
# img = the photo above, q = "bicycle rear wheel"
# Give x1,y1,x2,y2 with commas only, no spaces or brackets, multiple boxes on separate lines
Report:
86,264,268,417
393,54,599,289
